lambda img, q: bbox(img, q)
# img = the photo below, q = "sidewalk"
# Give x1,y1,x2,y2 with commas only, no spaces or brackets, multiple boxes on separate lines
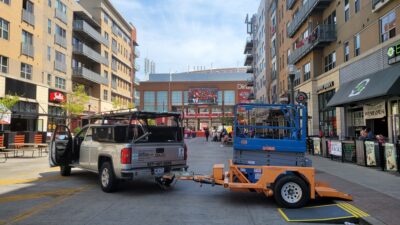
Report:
310,155,400,225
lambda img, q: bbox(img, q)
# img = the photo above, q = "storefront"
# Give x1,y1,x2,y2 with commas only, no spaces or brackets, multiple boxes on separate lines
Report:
47,89,67,132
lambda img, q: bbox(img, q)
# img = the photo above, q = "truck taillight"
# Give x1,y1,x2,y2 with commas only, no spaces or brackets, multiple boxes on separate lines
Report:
184,143,188,160
121,148,132,164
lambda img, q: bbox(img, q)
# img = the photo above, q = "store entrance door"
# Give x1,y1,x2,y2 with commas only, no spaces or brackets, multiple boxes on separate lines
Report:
366,117,388,137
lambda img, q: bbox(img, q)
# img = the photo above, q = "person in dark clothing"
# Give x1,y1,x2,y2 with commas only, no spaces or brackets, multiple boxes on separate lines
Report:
205,128,210,142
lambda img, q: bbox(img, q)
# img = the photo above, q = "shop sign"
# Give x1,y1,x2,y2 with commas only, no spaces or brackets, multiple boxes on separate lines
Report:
313,137,321,155
330,140,342,157
363,102,386,120
49,91,66,103
295,92,308,104
349,79,370,97
237,84,252,90
317,81,334,93
385,143,398,171
365,141,376,166
387,43,400,65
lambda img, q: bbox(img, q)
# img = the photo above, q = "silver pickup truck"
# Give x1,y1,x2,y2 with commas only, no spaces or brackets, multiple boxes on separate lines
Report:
49,111,188,192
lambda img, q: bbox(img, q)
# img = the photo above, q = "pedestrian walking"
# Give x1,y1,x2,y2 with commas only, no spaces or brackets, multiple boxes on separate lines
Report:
205,128,210,142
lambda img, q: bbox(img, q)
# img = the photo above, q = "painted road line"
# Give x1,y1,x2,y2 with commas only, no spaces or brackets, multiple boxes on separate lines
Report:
1,185,93,225
0,175,65,186
338,203,369,218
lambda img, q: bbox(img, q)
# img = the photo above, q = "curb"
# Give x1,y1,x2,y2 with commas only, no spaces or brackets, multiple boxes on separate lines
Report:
359,216,387,225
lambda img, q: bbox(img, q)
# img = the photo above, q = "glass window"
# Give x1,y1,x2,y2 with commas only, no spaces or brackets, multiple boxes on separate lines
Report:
55,50,65,63
22,30,33,44
354,33,360,56
0,18,9,40
344,41,350,62
183,91,189,105
55,77,65,89
103,70,108,80
324,51,336,72
20,63,32,80
224,90,235,105
156,91,168,112
103,90,108,101
324,10,336,25
48,0,51,7
172,91,182,106
47,74,51,85
46,46,51,61
104,32,109,40
55,0,66,14
1,0,11,5
217,91,223,106
355,0,360,13
55,24,66,37
144,91,155,112
344,0,350,22
303,62,311,81
23,0,34,13
318,90,337,137
0,55,8,73
47,19,51,34
103,13,109,24
380,11,396,43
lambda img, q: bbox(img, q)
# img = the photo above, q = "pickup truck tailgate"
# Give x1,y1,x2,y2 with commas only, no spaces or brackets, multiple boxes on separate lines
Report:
132,143,185,168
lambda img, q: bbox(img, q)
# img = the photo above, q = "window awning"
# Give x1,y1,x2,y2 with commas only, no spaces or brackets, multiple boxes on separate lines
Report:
327,64,400,107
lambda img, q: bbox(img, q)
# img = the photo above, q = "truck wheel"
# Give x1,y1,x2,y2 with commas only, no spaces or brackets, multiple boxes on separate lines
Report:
100,162,118,193
274,175,310,208
60,164,71,176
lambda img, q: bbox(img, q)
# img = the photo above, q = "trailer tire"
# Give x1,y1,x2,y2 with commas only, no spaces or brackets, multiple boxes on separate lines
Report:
274,175,309,208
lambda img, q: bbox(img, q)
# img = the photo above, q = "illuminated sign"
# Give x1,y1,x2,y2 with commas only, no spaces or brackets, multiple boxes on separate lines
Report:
388,43,400,65
49,91,66,103
188,88,218,105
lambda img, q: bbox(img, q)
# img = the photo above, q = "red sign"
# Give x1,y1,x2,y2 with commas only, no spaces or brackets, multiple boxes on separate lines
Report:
188,88,218,105
49,91,66,103
238,89,251,103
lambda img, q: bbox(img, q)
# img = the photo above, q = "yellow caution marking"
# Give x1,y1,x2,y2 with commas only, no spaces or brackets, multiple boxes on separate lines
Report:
338,203,369,218
3,185,93,225
277,208,290,222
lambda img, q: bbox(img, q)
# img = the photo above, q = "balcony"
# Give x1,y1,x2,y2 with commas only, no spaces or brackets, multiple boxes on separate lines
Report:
287,0,296,9
112,44,118,54
73,20,109,47
72,67,108,85
246,78,254,87
287,0,332,37
22,9,35,26
244,37,253,54
288,24,336,65
134,49,140,58
73,43,108,66
21,43,34,58
246,66,254,74
54,34,67,49
55,8,68,24
134,63,140,72
372,0,392,12
112,26,118,36
54,60,66,73
111,80,117,89
244,54,254,66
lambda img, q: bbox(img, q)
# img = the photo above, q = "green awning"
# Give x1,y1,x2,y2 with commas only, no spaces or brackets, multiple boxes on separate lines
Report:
327,64,400,107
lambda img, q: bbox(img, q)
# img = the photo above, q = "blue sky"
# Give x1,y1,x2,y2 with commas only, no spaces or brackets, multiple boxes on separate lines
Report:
110,0,258,79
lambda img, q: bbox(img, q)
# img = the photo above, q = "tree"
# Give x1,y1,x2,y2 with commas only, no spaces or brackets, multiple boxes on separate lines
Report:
62,85,90,118
112,99,123,110
0,95,19,111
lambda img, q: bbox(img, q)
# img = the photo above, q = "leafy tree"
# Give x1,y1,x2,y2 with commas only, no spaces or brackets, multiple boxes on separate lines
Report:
0,95,19,112
112,99,123,110
62,84,90,118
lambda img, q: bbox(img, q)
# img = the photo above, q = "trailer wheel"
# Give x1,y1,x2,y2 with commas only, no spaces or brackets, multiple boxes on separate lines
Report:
274,175,309,208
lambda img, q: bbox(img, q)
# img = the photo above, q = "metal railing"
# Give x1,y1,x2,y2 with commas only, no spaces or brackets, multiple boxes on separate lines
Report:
22,9,35,26
21,43,34,58
287,0,332,37
54,34,67,48
54,60,66,73
288,24,336,65
244,54,254,66
73,43,108,66
72,67,108,85
246,78,254,87
287,0,296,9
73,20,108,46
55,8,68,24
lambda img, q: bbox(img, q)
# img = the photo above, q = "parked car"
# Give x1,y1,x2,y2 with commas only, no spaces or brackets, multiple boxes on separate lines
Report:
49,111,188,192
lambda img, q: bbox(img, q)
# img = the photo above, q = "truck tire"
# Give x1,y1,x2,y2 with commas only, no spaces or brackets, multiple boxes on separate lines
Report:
60,164,71,176
100,161,118,193
274,175,310,208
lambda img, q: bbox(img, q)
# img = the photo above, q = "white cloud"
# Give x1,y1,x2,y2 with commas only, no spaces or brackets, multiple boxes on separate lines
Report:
110,0,259,79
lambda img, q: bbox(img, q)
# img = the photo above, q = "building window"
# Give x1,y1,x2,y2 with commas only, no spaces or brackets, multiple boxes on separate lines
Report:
303,62,311,81
104,32,109,40
55,24,66,38
55,0,66,14
23,0,34,13
324,51,336,72
47,46,51,61
103,13,109,24
47,74,52,85
55,50,65,63
47,19,51,34
224,90,235,105
55,76,65,89
172,91,182,106
22,30,33,45
144,91,155,111
0,55,8,73
344,0,350,22
156,91,168,112
20,63,32,80
103,70,108,79
324,10,336,25
103,90,108,101
104,51,108,59
48,0,51,7
318,90,337,137
344,41,350,62
380,11,396,43
354,33,360,56
355,0,360,13
0,18,9,40
0,0,11,5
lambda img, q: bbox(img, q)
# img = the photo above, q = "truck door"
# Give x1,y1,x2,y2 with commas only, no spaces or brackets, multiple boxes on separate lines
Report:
78,127,91,168
49,125,72,167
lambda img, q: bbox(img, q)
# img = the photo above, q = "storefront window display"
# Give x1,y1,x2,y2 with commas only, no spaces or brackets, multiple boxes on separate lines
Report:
143,91,155,112
224,90,235,105
318,90,337,137
156,91,168,112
